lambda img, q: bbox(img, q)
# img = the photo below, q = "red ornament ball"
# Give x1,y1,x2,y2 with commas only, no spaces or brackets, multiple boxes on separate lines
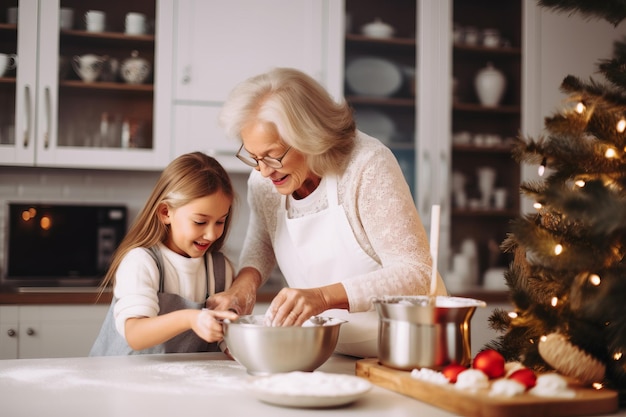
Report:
508,368,537,389
472,349,505,379
442,364,468,383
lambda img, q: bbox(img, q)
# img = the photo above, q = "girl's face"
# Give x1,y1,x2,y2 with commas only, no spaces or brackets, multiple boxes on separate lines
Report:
159,191,231,258
240,120,313,197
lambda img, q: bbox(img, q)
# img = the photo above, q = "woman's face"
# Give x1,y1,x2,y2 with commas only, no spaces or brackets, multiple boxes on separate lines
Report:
240,120,313,196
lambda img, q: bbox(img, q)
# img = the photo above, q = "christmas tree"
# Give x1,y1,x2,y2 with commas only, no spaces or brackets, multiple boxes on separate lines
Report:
486,0,626,400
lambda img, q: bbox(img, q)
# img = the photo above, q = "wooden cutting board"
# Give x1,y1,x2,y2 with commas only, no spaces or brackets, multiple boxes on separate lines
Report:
355,358,619,417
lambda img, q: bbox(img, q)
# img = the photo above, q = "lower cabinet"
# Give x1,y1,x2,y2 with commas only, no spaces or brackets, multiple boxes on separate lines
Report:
0,305,108,359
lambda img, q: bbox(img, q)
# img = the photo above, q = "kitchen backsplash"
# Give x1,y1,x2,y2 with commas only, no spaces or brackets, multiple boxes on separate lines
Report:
0,166,258,285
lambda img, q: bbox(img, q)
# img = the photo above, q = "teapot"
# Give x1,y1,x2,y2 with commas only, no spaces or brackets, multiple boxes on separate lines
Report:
120,50,151,84
72,54,107,83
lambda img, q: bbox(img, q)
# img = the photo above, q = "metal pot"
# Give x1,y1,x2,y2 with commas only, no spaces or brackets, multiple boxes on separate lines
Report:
374,296,486,370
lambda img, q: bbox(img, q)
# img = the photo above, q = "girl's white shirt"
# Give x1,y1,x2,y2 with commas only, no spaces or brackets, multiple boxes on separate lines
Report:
239,131,446,313
113,243,233,337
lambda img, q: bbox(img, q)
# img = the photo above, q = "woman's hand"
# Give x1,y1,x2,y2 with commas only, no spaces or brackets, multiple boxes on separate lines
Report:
264,283,348,326
192,309,238,343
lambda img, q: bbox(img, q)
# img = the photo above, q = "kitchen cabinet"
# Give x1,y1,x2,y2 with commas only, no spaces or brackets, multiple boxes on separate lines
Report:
448,0,522,289
170,0,344,171
344,1,524,291
344,0,452,278
0,0,174,170
0,304,108,359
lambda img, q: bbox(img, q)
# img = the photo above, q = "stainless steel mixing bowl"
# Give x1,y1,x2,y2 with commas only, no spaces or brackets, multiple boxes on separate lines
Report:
222,315,346,375
374,295,486,370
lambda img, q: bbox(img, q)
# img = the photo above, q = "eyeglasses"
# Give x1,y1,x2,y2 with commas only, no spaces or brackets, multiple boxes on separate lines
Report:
236,144,292,169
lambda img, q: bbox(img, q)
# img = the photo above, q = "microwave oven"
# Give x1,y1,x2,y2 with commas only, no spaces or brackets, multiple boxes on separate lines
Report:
3,203,127,288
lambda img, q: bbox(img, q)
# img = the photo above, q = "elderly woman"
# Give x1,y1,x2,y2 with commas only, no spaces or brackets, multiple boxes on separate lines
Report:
208,67,447,357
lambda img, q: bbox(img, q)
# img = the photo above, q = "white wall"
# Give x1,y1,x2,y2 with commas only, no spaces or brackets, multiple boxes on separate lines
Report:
522,5,626,211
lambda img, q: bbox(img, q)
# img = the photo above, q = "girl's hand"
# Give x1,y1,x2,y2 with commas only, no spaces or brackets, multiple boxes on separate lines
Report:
192,309,238,343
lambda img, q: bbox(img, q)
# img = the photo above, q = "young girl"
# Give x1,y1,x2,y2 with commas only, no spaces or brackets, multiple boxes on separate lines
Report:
90,152,239,356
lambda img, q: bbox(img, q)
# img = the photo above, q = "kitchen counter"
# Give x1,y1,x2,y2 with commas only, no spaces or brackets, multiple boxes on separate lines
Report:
1,352,625,417
0,288,278,305
0,352,453,417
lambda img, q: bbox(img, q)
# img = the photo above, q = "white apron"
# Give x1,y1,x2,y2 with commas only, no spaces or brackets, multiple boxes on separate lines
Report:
273,176,381,358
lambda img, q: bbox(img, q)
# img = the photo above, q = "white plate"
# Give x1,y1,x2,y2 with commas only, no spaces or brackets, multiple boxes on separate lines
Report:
247,371,372,408
345,56,403,97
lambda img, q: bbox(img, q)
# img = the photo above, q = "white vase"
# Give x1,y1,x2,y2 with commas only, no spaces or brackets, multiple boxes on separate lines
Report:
474,62,506,107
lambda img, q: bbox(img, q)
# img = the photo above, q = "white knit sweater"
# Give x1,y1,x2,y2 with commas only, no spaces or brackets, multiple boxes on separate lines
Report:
239,131,447,312
113,243,233,337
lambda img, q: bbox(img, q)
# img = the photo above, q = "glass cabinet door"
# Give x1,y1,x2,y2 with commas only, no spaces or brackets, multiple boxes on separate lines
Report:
0,0,169,169
0,0,21,160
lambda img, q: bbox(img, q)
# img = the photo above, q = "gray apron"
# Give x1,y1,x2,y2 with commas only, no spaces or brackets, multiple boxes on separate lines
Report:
89,247,226,356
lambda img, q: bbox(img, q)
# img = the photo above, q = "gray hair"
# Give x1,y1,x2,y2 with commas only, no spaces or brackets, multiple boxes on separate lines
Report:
219,67,356,176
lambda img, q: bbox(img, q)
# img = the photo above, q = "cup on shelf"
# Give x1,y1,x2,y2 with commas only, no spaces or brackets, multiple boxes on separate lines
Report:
59,8,74,30
6,7,17,24
0,53,18,77
493,188,508,210
72,54,107,83
125,12,147,35
482,28,501,48
84,10,105,32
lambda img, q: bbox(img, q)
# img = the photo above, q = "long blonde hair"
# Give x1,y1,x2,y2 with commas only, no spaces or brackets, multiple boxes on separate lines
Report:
99,152,235,293
219,67,356,177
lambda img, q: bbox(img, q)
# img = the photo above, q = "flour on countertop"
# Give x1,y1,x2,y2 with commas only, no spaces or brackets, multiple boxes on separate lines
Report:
0,359,247,394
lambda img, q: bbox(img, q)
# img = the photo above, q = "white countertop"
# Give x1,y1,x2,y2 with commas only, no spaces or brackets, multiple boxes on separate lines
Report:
1,352,625,417
0,352,455,417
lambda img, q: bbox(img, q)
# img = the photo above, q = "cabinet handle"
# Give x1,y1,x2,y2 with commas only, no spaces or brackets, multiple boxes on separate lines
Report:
420,150,431,215
43,86,51,149
182,65,191,84
26,328,35,336
23,84,32,148
439,150,448,212
7,329,16,337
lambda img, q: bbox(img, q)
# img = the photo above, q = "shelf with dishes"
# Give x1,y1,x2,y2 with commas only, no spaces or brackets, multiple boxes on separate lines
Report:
60,29,154,46
60,79,153,93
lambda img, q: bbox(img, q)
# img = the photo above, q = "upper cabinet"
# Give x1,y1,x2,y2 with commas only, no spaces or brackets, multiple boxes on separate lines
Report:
0,0,173,170
343,0,521,292
344,0,418,194
170,0,343,172
447,0,522,291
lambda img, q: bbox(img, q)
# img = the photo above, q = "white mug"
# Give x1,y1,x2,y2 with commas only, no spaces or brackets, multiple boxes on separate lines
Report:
125,12,147,35
59,8,74,30
0,53,18,77
72,54,106,83
6,7,17,24
85,10,105,32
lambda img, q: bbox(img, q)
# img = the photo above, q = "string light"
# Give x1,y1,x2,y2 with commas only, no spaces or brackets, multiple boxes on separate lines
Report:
588,274,601,286
605,147,617,158
575,102,585,113
614,352,623,361
554,244,563,255
551,297,558,307
575,179,586,188
508,311,518,319
592,382,604,390
533,202,542,210
618,118,626,133
538,158,546,176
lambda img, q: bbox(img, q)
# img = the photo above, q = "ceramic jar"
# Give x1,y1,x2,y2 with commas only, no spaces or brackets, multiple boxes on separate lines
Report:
474,62,506,107
120,50,151,84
